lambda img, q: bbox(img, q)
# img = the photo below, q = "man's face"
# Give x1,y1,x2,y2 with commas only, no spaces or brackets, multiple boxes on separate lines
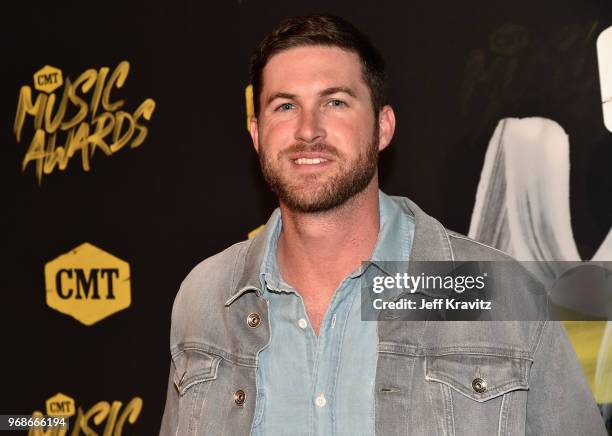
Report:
251,45,388,213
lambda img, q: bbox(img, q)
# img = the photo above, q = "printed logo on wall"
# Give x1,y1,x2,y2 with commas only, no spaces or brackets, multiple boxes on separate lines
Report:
13,61,156,184
46,393,75,417
29,392,142,436
45,243,131,326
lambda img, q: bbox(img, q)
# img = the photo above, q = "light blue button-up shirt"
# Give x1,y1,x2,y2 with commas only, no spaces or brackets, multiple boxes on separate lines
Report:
251,190,415,436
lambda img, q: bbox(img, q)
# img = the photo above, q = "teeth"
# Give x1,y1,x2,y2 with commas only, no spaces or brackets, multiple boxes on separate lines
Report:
294,158,328,165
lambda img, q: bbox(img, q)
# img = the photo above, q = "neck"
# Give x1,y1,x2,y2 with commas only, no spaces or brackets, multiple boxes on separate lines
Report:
276,180,381,288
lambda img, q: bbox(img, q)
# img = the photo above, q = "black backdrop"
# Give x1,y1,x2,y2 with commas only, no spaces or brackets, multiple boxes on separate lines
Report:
2,1,611,434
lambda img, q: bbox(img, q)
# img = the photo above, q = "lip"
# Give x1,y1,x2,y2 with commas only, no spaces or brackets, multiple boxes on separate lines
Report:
287,152,336,161
288,152,334,169
290,161,332,171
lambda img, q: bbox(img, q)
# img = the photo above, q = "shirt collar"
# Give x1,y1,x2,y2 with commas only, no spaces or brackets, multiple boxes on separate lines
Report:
259,190,414,295
259,209,285,294
367,190,414,276
225,190,452,306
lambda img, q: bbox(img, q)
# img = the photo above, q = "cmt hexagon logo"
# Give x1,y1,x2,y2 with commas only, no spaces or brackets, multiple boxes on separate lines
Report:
33,65,63,93
46,392,75,417
45,243,131,326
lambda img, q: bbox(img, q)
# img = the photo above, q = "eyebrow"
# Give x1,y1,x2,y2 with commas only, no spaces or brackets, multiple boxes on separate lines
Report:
265,86,357,108
319,86,357,98
265,92,296,107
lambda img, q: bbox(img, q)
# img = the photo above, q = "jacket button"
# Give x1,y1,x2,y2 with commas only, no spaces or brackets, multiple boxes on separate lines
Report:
472,377,487,393
234,389,246,406
247,313,261,328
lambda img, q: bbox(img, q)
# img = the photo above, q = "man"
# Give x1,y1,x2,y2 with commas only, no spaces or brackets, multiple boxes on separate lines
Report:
160,14,607,435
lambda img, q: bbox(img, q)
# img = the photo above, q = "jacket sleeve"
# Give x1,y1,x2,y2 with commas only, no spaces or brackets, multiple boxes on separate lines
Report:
159,361,178,436
526,321,607,435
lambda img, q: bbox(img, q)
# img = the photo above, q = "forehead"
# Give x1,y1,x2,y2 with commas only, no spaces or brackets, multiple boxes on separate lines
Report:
261,46,366,95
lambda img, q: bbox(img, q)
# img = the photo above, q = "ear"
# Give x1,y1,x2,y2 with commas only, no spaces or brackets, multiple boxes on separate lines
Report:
249,116,260,153
377,105,396,151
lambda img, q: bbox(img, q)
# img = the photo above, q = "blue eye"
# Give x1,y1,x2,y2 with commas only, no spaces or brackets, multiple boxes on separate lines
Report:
276,103,294,111
328,99,346,107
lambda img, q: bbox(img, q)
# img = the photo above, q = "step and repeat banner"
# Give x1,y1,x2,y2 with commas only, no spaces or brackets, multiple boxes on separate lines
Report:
1,1,611,434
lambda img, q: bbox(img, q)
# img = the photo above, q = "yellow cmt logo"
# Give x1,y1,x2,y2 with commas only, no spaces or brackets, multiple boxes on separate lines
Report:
33,65,63,94
14,61,156,184
30,393,143,436
45,243,131,326
45,392,75,417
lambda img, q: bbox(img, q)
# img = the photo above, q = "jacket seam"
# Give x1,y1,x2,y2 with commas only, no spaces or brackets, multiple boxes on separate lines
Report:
426,375,528,401
378,344,533,360
172,343,258,368
425,360,443,436
444,382,456,436
229,240,250,300
443,227,455,262
497,393,506,436
530,319,549,361
448,234,510,257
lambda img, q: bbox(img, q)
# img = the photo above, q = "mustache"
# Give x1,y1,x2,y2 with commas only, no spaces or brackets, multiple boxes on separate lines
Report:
279,142,341,158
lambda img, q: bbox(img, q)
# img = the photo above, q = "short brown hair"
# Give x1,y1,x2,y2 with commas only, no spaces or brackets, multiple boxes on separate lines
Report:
250,14,387,117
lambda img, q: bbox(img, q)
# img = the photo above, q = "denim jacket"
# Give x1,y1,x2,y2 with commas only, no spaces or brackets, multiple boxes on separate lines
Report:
160,196,607,435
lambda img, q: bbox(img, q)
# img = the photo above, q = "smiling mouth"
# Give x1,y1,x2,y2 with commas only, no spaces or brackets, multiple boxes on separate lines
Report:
293,157,329,165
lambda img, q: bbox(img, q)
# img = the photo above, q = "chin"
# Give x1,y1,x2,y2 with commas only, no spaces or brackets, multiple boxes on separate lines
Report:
282,190,346,213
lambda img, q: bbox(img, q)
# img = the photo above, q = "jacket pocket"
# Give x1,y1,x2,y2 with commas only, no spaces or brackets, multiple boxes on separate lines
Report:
172,348,221,396
171,348,222,435
424,353,530,436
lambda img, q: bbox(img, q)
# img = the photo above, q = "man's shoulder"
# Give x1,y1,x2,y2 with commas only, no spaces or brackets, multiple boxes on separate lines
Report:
445,229,514,261
172,239,252,312
386,193,514,262
446,228,544,296
185,239,251,283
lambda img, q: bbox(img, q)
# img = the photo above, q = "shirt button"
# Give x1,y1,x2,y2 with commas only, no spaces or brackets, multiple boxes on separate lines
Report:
234,389,246,406
315,394,326,408
247,313,261,328
298,318,308,329
472,377,487,393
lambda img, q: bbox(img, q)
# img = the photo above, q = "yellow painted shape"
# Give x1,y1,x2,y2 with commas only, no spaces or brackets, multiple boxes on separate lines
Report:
33,65,63,94
248,224,265,240
245,84,254,132
564,321,607,397
45,392,75,417
45,243,131,326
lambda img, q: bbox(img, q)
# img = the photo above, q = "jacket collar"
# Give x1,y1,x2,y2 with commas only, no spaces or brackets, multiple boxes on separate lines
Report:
225,195,454,306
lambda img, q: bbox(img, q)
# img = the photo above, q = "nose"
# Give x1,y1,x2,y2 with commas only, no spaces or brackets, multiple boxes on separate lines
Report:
295,107,325,144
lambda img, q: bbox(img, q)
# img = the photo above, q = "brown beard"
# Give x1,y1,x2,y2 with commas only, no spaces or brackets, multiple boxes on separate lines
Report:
258,123,380,213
